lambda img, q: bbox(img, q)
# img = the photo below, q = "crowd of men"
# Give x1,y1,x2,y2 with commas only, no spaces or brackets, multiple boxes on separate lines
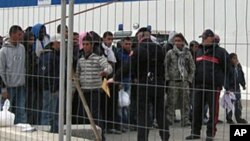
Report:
0,24,248,141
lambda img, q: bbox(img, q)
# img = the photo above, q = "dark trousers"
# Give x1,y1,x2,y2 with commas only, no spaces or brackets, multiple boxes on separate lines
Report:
129,84,138,126
191,86,221,137
84,89,106,140
105,83,120,130
226,90,243,122
137,85,170,141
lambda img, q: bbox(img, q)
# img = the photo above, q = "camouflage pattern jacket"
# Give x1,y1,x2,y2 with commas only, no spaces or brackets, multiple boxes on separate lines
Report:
164,45,195,83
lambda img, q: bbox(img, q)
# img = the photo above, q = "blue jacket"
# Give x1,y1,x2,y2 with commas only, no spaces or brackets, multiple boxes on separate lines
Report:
116,48,131,82
38,46,60,92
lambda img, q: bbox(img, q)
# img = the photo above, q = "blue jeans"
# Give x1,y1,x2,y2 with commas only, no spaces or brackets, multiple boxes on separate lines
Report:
7,86,27,124
41,90,59,125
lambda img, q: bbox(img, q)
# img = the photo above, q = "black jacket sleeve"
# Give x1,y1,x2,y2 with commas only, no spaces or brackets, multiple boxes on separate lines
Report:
0,76,6,92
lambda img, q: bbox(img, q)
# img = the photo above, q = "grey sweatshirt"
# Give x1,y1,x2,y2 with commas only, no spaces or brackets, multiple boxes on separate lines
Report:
0,41,26,90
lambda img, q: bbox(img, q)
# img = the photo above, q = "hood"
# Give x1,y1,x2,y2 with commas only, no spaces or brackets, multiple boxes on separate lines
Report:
79,31,87,50
168,31,177,44
31,23,47,39
2,41,21,48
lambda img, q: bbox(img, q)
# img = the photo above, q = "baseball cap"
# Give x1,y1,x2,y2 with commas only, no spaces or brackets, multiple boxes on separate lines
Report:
199,29,215,39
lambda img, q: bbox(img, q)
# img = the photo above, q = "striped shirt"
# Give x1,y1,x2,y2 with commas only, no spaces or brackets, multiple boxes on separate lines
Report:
76,53,113,90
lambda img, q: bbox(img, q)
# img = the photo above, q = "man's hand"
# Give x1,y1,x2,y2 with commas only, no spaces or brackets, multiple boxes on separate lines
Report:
243,86,246,90
107,78,114,84
99,71,108,77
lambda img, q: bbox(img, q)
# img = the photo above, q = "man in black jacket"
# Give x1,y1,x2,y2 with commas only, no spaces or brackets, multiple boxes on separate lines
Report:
186,29,230,141
115,27,169,141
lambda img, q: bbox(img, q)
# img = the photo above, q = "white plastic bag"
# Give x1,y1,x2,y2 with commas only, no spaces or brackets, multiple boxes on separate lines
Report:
221,91,236,113
118,89,130,107
0,99,15,127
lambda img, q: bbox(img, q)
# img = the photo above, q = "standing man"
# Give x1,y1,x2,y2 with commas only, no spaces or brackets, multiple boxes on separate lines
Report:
115,27,170,141
0,25,27,123
165,33,195,127
38,35,61,132
101,31,121,133
186,29,230,141
31,23,50,57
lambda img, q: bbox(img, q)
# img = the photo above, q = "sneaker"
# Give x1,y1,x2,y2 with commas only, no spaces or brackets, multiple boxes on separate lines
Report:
217,119,224,124
227,119,235,124
186,134,200,140
174,119,180,123
206,136,214,141
237,118,248,124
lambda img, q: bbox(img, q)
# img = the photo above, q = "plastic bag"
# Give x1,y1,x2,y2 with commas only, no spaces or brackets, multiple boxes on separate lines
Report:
118,89,130,107
220,91,236,113
0,99,15,127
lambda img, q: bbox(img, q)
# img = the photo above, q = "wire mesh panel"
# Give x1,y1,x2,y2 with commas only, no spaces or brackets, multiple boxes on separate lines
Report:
0,0,249,141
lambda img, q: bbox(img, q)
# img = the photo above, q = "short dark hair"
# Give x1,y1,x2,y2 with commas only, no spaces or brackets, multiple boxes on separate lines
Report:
173,33,186,41
25,26,32,32
57,24,68,34
103,31,113,38
189,40,199,48
122,36,131,42
82,32,93,45
73,32,79,36
229,53,237,60
9,25,23,36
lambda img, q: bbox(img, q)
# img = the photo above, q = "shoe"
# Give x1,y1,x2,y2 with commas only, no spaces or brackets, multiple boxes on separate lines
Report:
120,127,128,133
237,118,248,124
227,119,235,124
174,119,180,123
107,128,122,134
217,119,223,124
128,126,137,131
186,134,200,140
203,118,209,125
206,136,214,141
181,122,191,127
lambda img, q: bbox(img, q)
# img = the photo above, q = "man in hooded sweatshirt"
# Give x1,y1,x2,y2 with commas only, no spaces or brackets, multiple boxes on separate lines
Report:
0,25,27,124
38,35,60,132
164,33,195,127
31,23,50,57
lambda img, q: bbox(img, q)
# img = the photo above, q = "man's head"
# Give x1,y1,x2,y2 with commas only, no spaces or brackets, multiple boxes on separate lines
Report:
103,31,113,47
9,25,23,45
23,31,35,47
173,33,186,49
136,27,151,42
214,34,220,44
82,33,94,55
121,37,132,53
57,24,68,39
199,29,215,46
49,35,61,51
189,40,199,53
38,25,46,41
73,32,79,47
229,53,238,66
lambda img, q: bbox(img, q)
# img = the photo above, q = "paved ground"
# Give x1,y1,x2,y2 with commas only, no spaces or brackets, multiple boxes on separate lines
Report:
105,100,250,141
0,100,249,141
